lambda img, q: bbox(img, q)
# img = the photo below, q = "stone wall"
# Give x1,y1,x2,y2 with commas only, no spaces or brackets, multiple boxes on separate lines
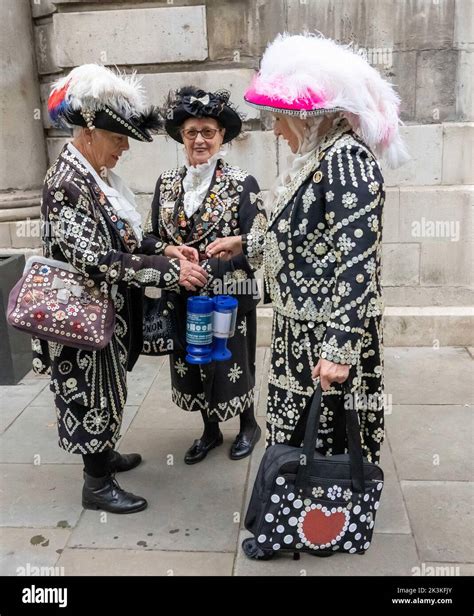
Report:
0,0,472,344
30,0,474,123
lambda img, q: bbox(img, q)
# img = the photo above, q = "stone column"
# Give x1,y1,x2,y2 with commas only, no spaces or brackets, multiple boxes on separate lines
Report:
0,0,47,251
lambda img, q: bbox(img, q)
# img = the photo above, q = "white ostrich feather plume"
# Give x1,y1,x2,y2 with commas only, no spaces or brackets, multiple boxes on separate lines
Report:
255,33,409,168
51,64,147,119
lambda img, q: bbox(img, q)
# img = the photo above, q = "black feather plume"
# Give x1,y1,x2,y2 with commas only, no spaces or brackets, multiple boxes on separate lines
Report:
135,105,163,133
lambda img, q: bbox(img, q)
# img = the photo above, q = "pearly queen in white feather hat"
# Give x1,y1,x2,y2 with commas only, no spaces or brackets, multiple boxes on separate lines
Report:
244,33,409,168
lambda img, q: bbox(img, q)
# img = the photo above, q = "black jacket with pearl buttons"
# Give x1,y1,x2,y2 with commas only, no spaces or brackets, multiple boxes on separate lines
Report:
245,117,385,366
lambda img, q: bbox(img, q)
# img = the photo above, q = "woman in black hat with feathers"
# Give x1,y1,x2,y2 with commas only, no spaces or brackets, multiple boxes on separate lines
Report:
33,65,207,514
146,86,268,464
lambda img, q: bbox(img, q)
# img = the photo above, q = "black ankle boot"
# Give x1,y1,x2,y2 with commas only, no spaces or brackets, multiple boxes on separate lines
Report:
109,450,142,473
82,473,147,514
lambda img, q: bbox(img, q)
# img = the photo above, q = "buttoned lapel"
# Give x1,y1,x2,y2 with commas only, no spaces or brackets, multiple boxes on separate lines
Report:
158,168,186,245
60,146,138,253
268,151,320,229
268,118,353,230
159,159,230,247
186,159,228,244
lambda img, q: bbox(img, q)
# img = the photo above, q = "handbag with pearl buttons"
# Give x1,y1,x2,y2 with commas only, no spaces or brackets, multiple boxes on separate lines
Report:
6,255,116,351
141,289,185,356
244,384,384,557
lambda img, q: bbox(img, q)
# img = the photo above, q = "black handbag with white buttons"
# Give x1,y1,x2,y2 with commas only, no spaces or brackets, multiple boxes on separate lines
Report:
244,384,384,556
142,290,185,356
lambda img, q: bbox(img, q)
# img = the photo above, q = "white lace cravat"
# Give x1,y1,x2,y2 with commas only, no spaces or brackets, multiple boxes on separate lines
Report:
182,147,228,218
67,143,143,242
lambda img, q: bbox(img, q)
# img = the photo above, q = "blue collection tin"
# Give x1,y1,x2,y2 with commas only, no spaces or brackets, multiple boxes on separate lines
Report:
211,295,238,361
185,296,214,364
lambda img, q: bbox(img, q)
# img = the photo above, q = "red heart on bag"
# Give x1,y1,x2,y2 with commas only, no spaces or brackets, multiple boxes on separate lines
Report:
301,507,347,545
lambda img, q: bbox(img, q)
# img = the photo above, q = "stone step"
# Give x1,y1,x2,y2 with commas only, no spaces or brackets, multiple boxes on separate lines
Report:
0,223,42,250
256,306,474,347
0,190,42,250
0,191,41,221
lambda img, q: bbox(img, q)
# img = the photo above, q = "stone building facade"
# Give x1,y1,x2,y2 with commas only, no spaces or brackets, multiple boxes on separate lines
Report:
0,0,472,344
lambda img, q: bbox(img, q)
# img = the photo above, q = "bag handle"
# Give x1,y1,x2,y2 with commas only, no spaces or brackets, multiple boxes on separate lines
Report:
206,255,235,296
293,384,323,491
293,382,365,494
216,255,223,279
42,193,52,258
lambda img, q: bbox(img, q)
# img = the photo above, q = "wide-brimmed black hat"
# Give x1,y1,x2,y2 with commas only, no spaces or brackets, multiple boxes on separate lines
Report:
48,64,162,142
62,105,161,142
164,86,242,144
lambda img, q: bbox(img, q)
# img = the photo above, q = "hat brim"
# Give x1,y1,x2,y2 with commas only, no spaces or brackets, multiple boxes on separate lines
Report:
66,106,153,142
165,106,242,144
244,97,342,118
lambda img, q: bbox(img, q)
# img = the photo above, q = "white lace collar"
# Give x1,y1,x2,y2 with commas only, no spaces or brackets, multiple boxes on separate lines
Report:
182,147,227,218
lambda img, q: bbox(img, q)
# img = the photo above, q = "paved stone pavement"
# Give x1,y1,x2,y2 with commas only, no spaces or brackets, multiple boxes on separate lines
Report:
0,347,473,576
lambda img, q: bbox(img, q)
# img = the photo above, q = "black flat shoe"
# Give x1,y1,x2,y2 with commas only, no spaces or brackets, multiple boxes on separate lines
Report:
82,473,147,514
230,425,261,460
184,432,223,465
109,450,142,473
242,537,274,560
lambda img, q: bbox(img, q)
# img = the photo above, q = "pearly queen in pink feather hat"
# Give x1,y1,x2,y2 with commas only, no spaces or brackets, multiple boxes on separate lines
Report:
244,33,409,168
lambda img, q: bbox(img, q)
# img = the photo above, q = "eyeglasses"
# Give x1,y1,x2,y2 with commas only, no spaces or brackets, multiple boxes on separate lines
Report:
181,128,222,140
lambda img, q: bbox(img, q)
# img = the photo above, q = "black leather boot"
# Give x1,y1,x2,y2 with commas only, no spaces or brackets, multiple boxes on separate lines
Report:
82,473,147,514
109,450,142,473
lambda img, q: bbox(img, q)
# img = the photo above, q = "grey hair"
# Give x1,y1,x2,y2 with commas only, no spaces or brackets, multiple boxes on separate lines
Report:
298,112,343,154
283,116,323,154
285,117,306,151
72,126,85,138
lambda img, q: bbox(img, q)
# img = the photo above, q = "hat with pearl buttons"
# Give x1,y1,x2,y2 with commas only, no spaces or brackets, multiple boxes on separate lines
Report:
48,64,162,142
